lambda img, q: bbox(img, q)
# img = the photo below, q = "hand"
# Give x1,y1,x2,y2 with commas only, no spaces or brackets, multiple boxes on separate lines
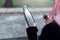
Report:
45,17,53,24
25,23,37,28
33,23,37,27
25,24,29,28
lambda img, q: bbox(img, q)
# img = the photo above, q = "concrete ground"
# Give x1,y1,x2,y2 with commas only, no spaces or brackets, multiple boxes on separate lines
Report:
0,8,51,40
0,37,28,40
0,14,47,39
0,36,40,40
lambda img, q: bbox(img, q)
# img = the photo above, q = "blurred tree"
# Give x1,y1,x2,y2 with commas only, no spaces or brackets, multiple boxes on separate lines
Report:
4,0,13,8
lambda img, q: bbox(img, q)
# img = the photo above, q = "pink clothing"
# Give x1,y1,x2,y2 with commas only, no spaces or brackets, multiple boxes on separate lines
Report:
55,0,60,26
55,14,60,26
56,0,60,14
50,0,60,26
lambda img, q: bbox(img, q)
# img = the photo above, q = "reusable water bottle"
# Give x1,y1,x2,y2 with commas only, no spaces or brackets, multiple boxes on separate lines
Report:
23,5,35,27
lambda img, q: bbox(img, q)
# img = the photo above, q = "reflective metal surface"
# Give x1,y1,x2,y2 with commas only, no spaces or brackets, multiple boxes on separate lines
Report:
23,6,35,27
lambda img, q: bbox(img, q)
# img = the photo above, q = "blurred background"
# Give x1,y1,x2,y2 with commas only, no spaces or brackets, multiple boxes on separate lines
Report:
0,0,54,8
0,0,54,40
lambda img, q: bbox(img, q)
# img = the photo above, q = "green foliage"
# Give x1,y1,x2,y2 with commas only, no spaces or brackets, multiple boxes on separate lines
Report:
0,0,54,8
0,0,5,7
46,0,54,7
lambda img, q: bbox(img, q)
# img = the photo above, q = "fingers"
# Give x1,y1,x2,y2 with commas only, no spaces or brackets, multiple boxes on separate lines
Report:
25,23,37,28
33,23,37,27
25,24,29,28
45,17,53,24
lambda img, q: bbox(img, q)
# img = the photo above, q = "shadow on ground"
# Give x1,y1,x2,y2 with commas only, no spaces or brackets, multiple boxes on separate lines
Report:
1,36,40,40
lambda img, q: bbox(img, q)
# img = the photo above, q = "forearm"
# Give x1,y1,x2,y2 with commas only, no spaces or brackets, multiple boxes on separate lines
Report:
49,0,57,18
49,6,56,18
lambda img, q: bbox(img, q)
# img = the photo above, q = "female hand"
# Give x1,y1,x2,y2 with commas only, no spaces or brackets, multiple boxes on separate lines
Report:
25,23,37,28
45,17,53,24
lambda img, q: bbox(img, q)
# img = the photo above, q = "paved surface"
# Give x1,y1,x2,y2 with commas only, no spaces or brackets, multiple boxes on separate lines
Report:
0,13,48,39
0,8,51,40
0,36,40,40
0,8,52,13
0,37,28,40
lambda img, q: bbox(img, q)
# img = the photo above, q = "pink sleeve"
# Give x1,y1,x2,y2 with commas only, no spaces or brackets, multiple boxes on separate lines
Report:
49,0,58,18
